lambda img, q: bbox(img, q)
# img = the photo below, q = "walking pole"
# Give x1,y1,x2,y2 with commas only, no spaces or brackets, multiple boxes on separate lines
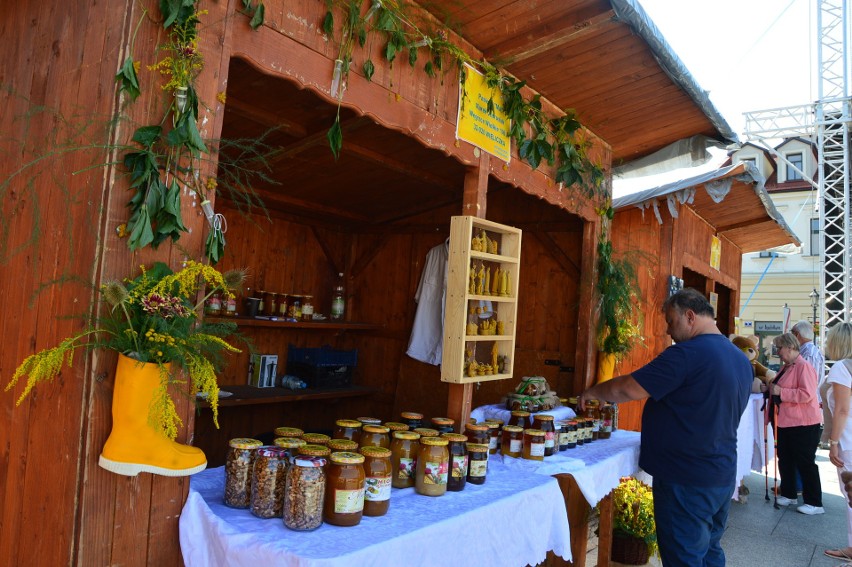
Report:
773,401,780,510
764,413,770,502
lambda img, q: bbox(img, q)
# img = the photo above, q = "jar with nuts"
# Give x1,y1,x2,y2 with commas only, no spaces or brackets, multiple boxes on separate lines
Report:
283,455,327,531
250,446,289,519
224,438,263,508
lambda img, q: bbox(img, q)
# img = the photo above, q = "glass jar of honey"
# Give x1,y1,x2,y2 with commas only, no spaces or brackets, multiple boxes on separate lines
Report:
301,295,314,321
360,425,390,449
556,421,569,451
584,400,601,441
384,421,410,432
484,419,503,453
565,421,579,449
575,418,585,446
568,396,580,414
415,436,449,497
266,292,278,317
599,403,615,439
298,444,331,459
328,439,359,452
324,452,366,526
583,418,594,444
509,410,530,429
430,417,455,433
532,415,557,456
390,431,420,488
501,425,524,458
274,437,306,460
224,438,263,508
274,426,304,440
522,429,546,461
400,411,423,429
443,433,468,492
278,294,289,318
250,446,289,519
466,443,489,485
302,433,331,447
465,423,490,446
333,419,363,445
413,427,439,439
283,455,326,531
360,446,392,517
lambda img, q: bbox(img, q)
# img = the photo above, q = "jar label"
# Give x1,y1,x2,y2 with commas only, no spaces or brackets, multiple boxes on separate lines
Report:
544,432,555,448
398,457,415,480
529,442,545,457
451,455,468,478
489,436,498,450
334,488,365,514
509,439,522,453
601,419,613,432
365,476,391,501
559,432,569,445
469,459,487,478
592,419,601,432
567,430,578,443
422,461,448,485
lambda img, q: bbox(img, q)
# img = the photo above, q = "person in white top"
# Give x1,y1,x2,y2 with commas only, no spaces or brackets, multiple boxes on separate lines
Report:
822,322,852,562
792,320,829,446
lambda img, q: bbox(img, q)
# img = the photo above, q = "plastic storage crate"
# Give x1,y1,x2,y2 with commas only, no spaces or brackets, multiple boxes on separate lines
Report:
286,345,357,389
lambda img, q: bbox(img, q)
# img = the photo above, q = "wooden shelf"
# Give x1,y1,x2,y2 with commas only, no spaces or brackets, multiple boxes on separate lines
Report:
464,335,513,341
206,316,382,331
466,294,516,303
198,384,377,408
470,250,519,264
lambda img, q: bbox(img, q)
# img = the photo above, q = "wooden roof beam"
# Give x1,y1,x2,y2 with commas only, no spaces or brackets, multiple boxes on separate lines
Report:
344,144,459,193
226,97,309,137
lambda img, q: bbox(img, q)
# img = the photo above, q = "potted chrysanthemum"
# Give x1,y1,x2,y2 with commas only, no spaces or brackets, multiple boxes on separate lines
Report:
611,476,658,564
5,260,244,477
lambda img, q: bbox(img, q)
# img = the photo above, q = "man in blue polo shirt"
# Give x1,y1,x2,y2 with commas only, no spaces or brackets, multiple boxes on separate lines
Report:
580,288,752,566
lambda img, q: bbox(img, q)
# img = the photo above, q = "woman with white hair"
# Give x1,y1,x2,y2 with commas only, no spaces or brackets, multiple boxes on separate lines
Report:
823,323,852,561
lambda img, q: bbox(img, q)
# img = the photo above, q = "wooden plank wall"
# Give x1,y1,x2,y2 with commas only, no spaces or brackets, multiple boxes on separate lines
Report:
611,204,744,431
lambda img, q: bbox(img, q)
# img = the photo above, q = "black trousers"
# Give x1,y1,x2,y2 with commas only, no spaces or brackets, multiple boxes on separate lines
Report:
777,423,822,506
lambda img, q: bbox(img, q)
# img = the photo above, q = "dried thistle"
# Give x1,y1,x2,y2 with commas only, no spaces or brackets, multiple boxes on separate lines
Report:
101,281,129,308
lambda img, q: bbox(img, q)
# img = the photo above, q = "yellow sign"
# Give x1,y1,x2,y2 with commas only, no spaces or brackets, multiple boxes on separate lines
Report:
710,236,721,270
456,64,511,162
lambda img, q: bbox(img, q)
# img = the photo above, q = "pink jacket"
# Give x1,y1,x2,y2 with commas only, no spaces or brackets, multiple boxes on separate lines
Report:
770,355,821,428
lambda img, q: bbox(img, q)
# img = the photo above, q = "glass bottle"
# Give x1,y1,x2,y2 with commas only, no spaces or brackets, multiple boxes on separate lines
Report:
501,425,524,458
415,436,449,497
600,403,615,439
331,273,345,320
250,446,289,519
302,295,314,321
283,455,326,531
360,425,390,449
266,292,278,317
443,433,468,492
390,431,420,488
532,415,557,456
323,452,366,526
360,446,392,517
224,438,263,508
522,429,545,461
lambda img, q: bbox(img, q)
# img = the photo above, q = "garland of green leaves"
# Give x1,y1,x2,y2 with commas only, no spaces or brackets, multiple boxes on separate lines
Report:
114,0,265,263
321,0,605,198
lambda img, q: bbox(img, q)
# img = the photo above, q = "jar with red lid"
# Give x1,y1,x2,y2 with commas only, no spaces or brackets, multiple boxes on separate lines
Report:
390,431,420,489
532,415,557,456
323,452,366,526
360,425,390,449
465,423,490,446
333,419,363,445
443,433,468,492
522,429,546,461
360,446,392,517
509,410,530,429
250,446,289,519
415,437,449,497
501,425,524,458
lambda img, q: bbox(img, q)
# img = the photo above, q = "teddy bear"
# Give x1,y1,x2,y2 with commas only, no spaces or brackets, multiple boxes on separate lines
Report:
730,334,776,393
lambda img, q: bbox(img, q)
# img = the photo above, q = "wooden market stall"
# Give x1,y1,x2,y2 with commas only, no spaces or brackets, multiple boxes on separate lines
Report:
0,0,750,565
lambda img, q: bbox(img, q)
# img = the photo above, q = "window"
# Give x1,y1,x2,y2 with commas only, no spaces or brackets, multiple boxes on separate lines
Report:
785,152,804,181
810,218,821,256
740,157,756,168
758,251,779,258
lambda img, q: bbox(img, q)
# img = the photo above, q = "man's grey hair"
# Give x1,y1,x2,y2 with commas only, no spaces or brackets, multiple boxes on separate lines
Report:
792,320,815,341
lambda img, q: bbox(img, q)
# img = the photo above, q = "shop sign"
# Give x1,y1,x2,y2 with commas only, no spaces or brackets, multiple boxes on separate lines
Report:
710,236,721,270
755,321,783,333
456,63,511,163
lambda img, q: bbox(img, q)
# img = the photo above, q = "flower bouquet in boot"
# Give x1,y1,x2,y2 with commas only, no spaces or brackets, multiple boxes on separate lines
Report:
611,476,658,564
5,260,244,476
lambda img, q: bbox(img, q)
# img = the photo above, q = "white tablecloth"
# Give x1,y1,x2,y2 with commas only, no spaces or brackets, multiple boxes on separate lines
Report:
733,393,775,500
469,403,576,427
180,459,571,567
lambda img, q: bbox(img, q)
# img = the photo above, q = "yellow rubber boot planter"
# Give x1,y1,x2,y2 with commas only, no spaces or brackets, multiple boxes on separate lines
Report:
596,352,617,384
99,354,207,476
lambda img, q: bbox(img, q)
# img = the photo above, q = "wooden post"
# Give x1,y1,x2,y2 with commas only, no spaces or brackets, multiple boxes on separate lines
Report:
448,152,489,427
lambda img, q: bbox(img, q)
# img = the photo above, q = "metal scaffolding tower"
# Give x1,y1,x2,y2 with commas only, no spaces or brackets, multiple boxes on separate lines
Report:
743,0,852,330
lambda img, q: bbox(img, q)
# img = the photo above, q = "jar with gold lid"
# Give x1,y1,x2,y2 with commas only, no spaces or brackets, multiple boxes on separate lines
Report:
443,433,468,492
333,419,363,445
584,400,601,441
465,423,490,446
501,425,524,458
568,396,580,414
299,444,331,459
565,421,578,449
400,411,424,429
283,455,326,531
250,446,289,519
323,452,366,526
360,425,390,449
430,417,455,434
532,415,557,456
415,436,449,497
574,418,585,446
328,438,359,452
466,443,489,485
360,446,392,517
384,421,410,432
357,416,382,427
413,427,439,439
599,403,615,439
274,426,304,439
509,410,530,429
390,431,421,488
302,433,331,447
274,437,306,460
484,419,504,452
225,438,263,508
522,429,546,461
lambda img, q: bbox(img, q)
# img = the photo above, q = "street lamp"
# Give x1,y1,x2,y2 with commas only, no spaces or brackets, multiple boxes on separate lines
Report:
809,288,819,324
